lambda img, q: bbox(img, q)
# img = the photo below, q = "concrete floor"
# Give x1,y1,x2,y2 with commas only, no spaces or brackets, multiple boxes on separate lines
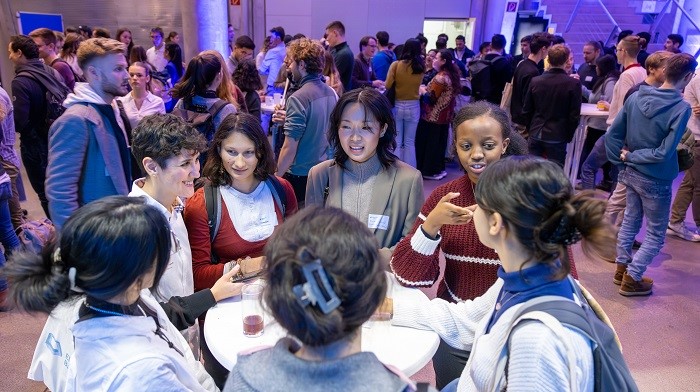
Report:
1,160,699,391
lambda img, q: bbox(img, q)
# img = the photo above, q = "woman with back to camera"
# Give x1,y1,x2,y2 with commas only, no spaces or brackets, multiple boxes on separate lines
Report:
306,88,423,265
415,49,462,180
232,59,263,120
391,156,619,391
224,206,436,392
391,101,532,389
322,49,344,97
385,38,425,168
6,196,219,391
60,33,85,78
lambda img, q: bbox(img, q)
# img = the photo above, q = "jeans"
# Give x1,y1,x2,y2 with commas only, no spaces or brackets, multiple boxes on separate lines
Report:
0,181,20,291
1,160,23,229
394,100,420,168
580,134,617,190
670,142,700,227
616,167,672,281
20,141,50,218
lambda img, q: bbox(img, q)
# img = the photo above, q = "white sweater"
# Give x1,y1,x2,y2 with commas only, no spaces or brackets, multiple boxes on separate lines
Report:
392,279,594,392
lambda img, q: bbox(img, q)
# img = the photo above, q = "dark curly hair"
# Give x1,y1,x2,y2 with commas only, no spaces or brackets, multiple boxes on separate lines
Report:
131,114,207,177
203,112,276,186
232,59,263,93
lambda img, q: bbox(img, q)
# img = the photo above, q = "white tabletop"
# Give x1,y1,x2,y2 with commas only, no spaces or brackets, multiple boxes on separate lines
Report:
203,277,440,376
260,101,276,114
580,103,609,117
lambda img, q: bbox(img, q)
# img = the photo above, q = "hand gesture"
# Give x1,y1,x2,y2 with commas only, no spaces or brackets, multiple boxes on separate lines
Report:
422,193,474,237
210,265,243,302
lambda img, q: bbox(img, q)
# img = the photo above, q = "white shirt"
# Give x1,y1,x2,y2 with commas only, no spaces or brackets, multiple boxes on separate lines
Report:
128,179,194,301
683,73,700,140
116,92,166,130
147,45,168,72
220,182,278,242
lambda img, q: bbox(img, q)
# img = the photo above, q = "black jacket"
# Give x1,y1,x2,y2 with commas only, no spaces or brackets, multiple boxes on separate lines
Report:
483,53,513,105
510,58,541,125
523,68,582,143
11,59,66,143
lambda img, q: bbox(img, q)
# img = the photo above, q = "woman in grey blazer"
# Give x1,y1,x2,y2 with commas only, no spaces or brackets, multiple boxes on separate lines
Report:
306,88,424,263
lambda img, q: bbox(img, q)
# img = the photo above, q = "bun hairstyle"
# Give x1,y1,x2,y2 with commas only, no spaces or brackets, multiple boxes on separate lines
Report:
474,156,615,278
263,206,386,347
619,35,646,58
6,196,171,313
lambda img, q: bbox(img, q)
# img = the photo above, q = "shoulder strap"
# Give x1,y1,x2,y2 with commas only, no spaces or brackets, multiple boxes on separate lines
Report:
204,184,221,263
208,99,229,117
114,100,133,135
265,176,286,217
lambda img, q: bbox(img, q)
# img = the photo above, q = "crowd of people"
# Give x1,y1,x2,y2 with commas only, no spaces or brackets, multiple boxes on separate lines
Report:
0,18,697,392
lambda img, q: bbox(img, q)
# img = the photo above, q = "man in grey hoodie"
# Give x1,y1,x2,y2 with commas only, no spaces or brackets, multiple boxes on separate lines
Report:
45,38,131,228
605,53,697,297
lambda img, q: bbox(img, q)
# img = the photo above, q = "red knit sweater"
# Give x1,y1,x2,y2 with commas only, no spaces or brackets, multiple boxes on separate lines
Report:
391,175,577,303
183,178,298,292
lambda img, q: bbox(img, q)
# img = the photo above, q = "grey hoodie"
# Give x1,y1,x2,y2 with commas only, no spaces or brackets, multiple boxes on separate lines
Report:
605,84,691,181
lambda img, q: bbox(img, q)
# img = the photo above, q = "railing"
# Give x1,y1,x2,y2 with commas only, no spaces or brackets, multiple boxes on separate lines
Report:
649,0,700,59
564,0,621,47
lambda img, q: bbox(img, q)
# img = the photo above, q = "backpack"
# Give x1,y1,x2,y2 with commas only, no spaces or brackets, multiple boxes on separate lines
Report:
503,277,639,392
203,177,287,263
16,218,56,253
150,70,173,103
468,55,503,102
17,70,70,133
50,58,86,84
171,99,229,143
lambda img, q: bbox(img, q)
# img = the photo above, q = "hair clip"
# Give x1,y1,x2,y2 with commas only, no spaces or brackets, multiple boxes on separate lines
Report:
68,266,84,293
292,259,341,315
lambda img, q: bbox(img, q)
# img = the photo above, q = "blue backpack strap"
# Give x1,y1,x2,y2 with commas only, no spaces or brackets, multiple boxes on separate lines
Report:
265,176,286,217
204,184,221,263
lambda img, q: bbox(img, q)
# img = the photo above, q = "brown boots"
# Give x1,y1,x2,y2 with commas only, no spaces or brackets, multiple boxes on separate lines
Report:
614,264,653,296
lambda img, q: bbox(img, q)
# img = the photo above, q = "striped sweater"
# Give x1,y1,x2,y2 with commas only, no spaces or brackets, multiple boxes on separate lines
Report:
390,174,577,302
390,175,500,302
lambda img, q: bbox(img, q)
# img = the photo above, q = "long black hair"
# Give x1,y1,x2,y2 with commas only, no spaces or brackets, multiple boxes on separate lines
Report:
400,38,425,74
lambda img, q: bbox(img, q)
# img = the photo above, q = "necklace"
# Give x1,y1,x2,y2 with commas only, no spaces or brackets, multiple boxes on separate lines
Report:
494,290,522,311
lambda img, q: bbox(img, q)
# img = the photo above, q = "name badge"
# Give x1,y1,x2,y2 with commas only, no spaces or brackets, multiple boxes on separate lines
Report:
368,214,390,230
585,76,593,82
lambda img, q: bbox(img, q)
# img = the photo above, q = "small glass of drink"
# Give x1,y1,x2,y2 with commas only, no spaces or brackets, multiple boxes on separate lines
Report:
242,283,264,337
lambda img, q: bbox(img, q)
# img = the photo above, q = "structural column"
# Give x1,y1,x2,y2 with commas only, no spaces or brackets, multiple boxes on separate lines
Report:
179,0,229,61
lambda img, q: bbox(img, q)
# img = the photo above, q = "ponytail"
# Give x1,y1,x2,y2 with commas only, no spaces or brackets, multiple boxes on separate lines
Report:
5,242,75,314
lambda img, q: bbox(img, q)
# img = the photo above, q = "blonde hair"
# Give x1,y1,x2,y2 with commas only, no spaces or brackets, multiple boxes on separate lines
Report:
644,50,673,70
77,38,126,70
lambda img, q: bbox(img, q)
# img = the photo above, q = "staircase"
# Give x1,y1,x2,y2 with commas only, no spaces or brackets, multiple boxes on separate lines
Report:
534,0,700,67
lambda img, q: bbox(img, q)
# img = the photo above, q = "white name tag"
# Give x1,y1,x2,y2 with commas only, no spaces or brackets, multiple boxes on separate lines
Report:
368,214,390,230
585,76,593,82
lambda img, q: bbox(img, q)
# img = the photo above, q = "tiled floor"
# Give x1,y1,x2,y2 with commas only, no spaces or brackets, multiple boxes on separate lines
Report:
1,159,699,391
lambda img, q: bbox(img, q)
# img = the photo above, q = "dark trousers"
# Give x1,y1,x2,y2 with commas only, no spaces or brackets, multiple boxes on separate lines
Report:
579,127,612,183
528,138,567,167
415,119,449,176
20,141,50,219
1,161,23,229
282,172,307,208
433,338,470,390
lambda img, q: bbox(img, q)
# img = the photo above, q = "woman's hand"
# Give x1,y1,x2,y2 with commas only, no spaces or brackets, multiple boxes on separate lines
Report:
240,256,265,275
422,193,474,238
210,265,244,302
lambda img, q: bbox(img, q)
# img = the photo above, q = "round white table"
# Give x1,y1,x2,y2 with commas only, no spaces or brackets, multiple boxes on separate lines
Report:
563,103,609,184
203,279,440,376
260,101,276,114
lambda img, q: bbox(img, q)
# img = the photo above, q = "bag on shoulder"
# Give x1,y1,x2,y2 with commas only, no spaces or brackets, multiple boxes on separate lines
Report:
171,99,229,143
17,70,70,131
677,128,695,172
16,218,56,253
468,55,502,101
505,277,639,392
203,176,287,263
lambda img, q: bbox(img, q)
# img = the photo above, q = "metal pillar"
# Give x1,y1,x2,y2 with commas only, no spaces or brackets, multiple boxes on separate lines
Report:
179,0,229,61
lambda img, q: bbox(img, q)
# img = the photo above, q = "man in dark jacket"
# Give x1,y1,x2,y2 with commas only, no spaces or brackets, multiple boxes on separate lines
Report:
9,35,68,218
523,44,582,166
510,32,552,139
325,21,354,93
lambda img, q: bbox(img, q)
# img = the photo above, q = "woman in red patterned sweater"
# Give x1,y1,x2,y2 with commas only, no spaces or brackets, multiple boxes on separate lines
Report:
392,101,517,388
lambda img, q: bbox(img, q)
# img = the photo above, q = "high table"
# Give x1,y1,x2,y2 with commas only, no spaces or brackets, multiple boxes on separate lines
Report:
563,103,609,184
204,276,440,376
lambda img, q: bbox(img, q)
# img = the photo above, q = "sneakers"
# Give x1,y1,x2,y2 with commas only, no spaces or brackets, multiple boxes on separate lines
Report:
613,264,653,286
666,222,700,242
422,171,447,181
619,272,653,296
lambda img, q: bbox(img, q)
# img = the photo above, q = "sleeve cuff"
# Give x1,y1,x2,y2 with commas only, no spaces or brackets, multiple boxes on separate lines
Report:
411,225,441,256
